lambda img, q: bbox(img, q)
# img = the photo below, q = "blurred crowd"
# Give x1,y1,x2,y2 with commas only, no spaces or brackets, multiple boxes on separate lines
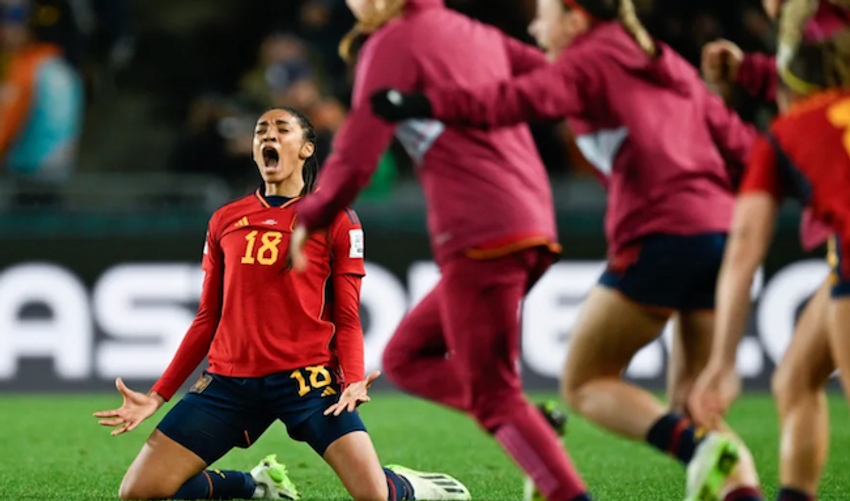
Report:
163,0,778,197
0,0,131,207
1,0,778,207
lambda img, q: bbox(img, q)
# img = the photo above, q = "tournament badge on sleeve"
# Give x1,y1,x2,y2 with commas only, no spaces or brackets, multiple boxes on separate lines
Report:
349,229,364,258
190,373,213,394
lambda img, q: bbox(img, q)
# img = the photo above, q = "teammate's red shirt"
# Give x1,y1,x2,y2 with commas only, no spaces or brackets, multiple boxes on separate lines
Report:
152,190,367,400
741,88,850,275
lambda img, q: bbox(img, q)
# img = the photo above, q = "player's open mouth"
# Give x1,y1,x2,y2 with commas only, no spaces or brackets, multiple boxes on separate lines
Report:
262,146,280,170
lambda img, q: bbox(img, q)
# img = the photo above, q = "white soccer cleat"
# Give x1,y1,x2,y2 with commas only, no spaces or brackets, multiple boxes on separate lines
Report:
685,433,740,501
385,464,471,500
250,454,299,500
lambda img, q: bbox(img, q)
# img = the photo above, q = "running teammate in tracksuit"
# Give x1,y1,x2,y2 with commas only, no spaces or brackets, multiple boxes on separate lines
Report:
290,1,594,501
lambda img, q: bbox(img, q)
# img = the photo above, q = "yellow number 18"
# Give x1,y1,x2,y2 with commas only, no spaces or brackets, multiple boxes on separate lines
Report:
826,97,850,157
241,230,283,265
290,366,332,397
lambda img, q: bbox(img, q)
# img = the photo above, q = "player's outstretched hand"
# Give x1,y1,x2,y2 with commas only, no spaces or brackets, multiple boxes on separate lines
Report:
290,224,309,273
324,371,381,417
370,89,433,122
701,39,743,84
93,377,165,436
688,361,741,431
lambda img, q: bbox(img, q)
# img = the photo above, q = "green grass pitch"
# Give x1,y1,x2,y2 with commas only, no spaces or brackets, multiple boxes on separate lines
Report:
1,393,849,500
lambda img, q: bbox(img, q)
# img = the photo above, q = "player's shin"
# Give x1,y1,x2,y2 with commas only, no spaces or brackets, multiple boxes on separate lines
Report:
828,297,850,406
489,401,590,501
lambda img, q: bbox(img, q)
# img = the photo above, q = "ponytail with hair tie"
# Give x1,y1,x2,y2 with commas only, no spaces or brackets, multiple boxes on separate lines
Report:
618,0,656,57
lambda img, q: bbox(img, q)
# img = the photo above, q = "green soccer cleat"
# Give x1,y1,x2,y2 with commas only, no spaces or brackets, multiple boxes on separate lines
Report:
538,400,568,438
385,464,471,500
250,454,299,500
684,433,741,501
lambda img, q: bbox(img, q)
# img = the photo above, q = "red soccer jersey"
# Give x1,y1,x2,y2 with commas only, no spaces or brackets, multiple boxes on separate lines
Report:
151,190,366,400
741,89,850,268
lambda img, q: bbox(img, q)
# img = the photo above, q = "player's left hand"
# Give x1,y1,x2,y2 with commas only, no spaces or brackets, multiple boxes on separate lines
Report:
290,224,309,273
324,370,381,416
688,360,741,430
370,89,433,122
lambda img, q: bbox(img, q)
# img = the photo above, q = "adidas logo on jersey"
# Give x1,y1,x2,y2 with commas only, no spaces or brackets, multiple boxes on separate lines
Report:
321,387,338,397
261,219,278,226
234,217,249,228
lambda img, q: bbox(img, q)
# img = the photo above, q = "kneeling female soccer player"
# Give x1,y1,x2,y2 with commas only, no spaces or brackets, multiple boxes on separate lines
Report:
93,107,470,501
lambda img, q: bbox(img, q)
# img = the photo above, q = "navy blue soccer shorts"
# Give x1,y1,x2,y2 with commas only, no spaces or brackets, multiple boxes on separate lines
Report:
599,232,727,311
828,235,850,297
156,366,366,464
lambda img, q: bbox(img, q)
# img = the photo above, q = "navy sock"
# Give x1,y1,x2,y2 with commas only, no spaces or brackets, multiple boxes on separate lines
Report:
569,494,593,501
384,468,415,501
725,486,764,501
777,487,814,501
646,412,706,464
171,470,256,500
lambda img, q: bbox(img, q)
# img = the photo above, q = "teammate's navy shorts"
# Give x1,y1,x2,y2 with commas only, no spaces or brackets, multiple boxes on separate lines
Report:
828,235,850,297
599,233,727,311
156,366,366,464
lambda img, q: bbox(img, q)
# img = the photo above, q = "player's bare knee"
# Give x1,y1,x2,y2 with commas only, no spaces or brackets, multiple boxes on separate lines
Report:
119,473,177,500
118,480,150,500
560,371,588,413
772,360,810,410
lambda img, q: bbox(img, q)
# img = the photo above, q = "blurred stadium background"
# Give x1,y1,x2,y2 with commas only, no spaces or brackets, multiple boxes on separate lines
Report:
1,1,846,500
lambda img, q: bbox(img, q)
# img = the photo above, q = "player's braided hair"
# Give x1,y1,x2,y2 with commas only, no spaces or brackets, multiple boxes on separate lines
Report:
279,106,319,195
568,0,656,57
339,0,406,63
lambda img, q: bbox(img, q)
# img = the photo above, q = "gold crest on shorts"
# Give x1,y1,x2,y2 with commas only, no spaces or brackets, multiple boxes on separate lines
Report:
189,374,213,394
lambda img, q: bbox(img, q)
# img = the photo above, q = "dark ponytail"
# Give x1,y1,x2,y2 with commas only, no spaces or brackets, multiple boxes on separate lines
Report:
279,106,320,196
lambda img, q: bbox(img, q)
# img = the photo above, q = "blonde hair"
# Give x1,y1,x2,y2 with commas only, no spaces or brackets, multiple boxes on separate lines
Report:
781,27,850,94
778,0,850,93
617,0,656,57
777,0,818,70
339,0,406,63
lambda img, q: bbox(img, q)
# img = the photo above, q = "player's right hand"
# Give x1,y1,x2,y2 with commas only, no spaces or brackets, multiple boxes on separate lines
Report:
688,360,741,431
701,39,744,84
290,224,310,273
93,377,164,436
